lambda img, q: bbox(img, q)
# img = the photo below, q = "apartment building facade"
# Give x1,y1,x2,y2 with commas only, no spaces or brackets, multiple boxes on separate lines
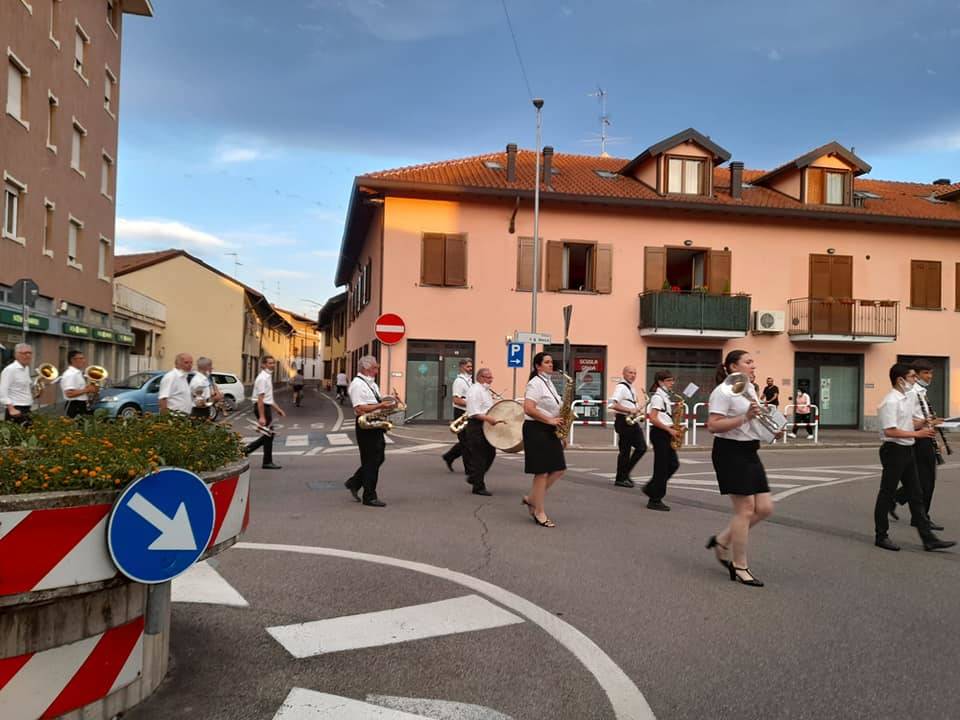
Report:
1,0,152,393
336,129,960,428
318,291,346,386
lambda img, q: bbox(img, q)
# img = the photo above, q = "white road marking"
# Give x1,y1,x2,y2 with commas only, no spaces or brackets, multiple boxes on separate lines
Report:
267,594,523,658
384,435,395,444
671,479,798,489
286,435,310,447
366,695,514,719
567,467,599,472
249,451,306,456
322,446,359,455
771,473,877,501
594,473,618,479
238,543,655,720
274,688,431,719
291,424,301,430
765,474,836,482
388,442,450,455
310,422,326,429
678,458,709,465
327,433,353,446
305,446,324,456
171,560,249,607
241,436,259,443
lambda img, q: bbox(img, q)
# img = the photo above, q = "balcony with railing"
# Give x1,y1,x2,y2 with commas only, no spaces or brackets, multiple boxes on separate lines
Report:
638,291,751,338
787,297,898,342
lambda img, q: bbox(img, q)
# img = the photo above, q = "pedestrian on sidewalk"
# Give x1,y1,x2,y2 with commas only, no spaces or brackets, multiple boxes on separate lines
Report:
761,377,779,408
243,356,285,470
610,365,647,488
442,358,473,474
644,370,680,511
788,385,815,439
873,363,954,552
705,350,773,588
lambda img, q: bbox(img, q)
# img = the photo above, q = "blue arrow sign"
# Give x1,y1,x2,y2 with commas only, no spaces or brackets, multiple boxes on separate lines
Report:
507,343,524,368
107,468,216,584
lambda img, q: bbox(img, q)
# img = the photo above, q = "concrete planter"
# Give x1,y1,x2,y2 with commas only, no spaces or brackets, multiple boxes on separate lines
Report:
0,460,250,720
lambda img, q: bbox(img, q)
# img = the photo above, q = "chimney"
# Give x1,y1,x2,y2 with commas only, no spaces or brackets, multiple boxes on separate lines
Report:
542,146,554,188
729,161,744,199
506,143,517,182
933,177,952,185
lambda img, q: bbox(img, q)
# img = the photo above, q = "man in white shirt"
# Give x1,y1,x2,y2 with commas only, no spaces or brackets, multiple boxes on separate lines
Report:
189,357,222,420
60,350,98,418
336,371,349,404
243,356,285,469
158,353,194,415
874,363,954,552
610,366,647,488
442,358,473,474
0,343,35,425
345,355,396,507
463,367,503,496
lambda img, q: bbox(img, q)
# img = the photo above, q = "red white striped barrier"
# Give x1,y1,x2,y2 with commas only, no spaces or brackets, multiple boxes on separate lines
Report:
0,470,250,598
0,616,144,719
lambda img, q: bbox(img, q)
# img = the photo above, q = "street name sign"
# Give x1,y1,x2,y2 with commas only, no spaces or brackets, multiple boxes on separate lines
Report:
514,331,552,345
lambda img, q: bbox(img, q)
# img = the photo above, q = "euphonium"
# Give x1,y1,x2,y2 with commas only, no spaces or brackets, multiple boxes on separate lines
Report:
722,372,786,437
449,412,469,434
32,363,59,398
624,388,649,426
358,388,406,432
83,365,108,409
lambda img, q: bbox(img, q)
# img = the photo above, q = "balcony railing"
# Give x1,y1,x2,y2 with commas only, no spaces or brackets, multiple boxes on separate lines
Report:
638,291,751,337
787,297,898,341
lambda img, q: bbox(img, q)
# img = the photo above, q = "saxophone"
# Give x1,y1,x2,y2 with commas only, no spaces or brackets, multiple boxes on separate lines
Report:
357,388,406,432
670,392,686,450
554,373,575,440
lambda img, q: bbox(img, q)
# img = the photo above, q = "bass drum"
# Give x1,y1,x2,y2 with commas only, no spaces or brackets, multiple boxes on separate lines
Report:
482,400,525,453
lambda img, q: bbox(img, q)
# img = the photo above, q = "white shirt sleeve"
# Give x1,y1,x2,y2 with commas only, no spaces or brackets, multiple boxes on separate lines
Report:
158,370,176,401
611,384,629,405
649,392,667,412
60,368,85,400
452,376,470,398
0,366,11,406
708,385,732,417
349,378,377,409
878,396,899,430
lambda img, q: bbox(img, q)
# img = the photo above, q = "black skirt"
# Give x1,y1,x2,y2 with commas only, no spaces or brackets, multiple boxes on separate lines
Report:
711,437,769,496
523,420,566,474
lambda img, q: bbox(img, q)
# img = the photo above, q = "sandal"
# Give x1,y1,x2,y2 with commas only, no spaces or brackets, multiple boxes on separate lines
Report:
705,535,732,570
533,514,556,528
729,565,764,587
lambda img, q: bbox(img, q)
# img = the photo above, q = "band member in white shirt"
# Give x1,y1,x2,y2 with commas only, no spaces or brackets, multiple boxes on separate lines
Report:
874,363,953,552
158,353,194,415
189,356,222,420
243,356,285,470
463,367,503,496
705,351,772,587
610,366,647,488
345,355,396,507
0,343,34,426
60,350,98,418
521,352,566,528
442,358,474,474
645,370,680,510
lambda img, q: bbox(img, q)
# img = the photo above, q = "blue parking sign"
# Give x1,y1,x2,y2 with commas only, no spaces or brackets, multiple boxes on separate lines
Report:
507,343,524,368
107,468,216,584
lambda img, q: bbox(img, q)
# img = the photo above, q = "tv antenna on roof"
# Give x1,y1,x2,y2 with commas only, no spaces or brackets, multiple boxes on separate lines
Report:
225,252,242,277
583,86,628,157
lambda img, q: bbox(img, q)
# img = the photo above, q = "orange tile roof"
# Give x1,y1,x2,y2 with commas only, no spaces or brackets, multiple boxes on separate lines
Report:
359,149,960,227
113,249,184,275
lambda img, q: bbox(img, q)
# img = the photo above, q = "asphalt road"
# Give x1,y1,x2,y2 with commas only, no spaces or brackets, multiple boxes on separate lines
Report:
127,389,960,720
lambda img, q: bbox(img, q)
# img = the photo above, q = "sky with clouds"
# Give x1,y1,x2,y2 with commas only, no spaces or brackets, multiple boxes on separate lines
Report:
115,0,960,317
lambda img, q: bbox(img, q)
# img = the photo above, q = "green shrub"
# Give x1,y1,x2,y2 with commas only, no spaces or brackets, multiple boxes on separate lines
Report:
0,414,244,495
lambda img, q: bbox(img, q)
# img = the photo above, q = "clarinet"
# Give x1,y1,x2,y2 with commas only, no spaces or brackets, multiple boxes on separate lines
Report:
919,390,950,464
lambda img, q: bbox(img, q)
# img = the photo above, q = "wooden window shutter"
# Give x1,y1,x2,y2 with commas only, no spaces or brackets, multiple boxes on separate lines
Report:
926,261,941,309
444,234,467,287
594,244,613,294
707,249,732,295
809,254,833,298
421,233,445,286
545,240,564,291
831,255,853,298
364,260,372,304
516,237,535,291
807,168,824,204
842,172,853,206
910,260,925,307
644,246,666,291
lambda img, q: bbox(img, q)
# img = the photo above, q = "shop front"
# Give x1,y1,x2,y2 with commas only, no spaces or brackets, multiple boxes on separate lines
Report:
404,339,475,422
645,347,723,421
544,344,607,422
793,352,863,428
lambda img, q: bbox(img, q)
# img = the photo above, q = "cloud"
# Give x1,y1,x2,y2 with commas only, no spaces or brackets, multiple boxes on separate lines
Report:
561,6,573,16
223,231,299,247
311,249,340,258
216,147,262,163
767,49,782,62
343,0,494,42
116,218,231,251
900,125,960,152
262,268,311,279
926,68,937,76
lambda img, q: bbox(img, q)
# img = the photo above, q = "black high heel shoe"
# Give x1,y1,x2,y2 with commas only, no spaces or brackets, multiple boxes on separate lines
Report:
728,565,764,587
521,496,535,517
705,535,732,571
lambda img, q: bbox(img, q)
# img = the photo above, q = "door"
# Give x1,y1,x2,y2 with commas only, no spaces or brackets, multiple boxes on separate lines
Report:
819,365,859,426
809,254,853,334
405,359,440,421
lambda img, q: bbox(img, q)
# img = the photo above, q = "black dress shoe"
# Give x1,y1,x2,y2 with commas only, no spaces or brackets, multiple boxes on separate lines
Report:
646,500,671,511
363,498,387,508
875,535,900,551
344,481,361,503
261,463,283,470
889,508,899,521
443,457,455,472
929,521,945,532
613,479,634,488
923,537,956,551
472,487,492,496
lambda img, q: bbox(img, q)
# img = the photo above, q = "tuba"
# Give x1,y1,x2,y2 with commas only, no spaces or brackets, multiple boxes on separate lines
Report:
32,363,59,398
84,365,108,410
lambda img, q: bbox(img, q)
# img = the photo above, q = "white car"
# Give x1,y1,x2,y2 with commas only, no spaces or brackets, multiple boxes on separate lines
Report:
210,372,244,416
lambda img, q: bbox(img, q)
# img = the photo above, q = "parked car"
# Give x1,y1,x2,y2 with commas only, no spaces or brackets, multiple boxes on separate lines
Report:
210,372,244,413
94,370,244,420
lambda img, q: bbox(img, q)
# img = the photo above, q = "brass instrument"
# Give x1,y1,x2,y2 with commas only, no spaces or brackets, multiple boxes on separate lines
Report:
670,391,686,450
449,387,506,433
32,363,59,398
721,372,788,442
554,372,575,440
624,387,649,426
916,387,950,464
84,365,108,409
357,387,406,432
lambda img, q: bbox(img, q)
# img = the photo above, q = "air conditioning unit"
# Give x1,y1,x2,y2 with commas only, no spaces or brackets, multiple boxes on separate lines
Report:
753,310,785,333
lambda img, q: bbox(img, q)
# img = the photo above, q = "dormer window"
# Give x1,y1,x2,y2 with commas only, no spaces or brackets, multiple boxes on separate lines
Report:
751,142,870,207
667,156,706,195
806,168,850,205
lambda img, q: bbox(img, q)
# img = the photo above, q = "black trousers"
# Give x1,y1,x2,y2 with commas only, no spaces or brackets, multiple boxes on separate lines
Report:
645,426,679,501
614,414,647,482
792,413,814,436
4,405,31,426
191,406,211,419
464,419,496,490
243,405,274,465
65,400,91,418
442,407,469,471
896,438,936,515
875,443,932,539
347,427,386,501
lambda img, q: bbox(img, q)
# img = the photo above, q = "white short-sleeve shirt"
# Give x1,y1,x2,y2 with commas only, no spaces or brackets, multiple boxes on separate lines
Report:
708,383,763,442
648,386,674,426
452,373,472,407
60,365,87,402
253,369,274,406
190,371,212,403
611,382,638,415
349,375,380,410
158,368,193,413
878,388,916,446
524,374,561,421
0,360,34,407
466,382,495,418
336,372,348,387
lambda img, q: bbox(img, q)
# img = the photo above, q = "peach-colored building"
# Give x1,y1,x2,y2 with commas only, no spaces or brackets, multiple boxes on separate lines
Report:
335,129,960,429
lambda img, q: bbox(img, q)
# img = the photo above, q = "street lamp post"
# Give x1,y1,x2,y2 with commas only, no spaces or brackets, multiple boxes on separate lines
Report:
531,98,543,336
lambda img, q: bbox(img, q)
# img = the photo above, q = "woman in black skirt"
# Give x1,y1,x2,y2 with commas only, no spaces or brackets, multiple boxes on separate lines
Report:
644,370,681,511
521,352,566,528
705,350,773,587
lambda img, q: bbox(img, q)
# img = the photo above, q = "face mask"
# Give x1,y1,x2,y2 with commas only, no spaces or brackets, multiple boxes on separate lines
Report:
916,378,929,388
901,380,915,392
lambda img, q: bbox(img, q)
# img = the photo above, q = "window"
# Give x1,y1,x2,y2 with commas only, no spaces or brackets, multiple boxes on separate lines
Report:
74,22,90,81
420,233,467,287
104,67,116,115
71,119,86,173
666,157,705,195
68,216,82,266
43,199,54,256
807,168,849,205
101,152,114,198
825,172,844,205
47,92,58,149
644,246,731,294
98,236,110,279
910,260,941,310
6,53,30,126
545,240,613,293
3,175,26,243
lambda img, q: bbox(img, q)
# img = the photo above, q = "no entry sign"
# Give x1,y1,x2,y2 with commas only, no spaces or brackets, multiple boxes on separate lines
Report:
374,313,406,345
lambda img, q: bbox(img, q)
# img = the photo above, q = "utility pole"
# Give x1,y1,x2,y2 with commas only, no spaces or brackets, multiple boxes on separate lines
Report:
531,98,544,335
